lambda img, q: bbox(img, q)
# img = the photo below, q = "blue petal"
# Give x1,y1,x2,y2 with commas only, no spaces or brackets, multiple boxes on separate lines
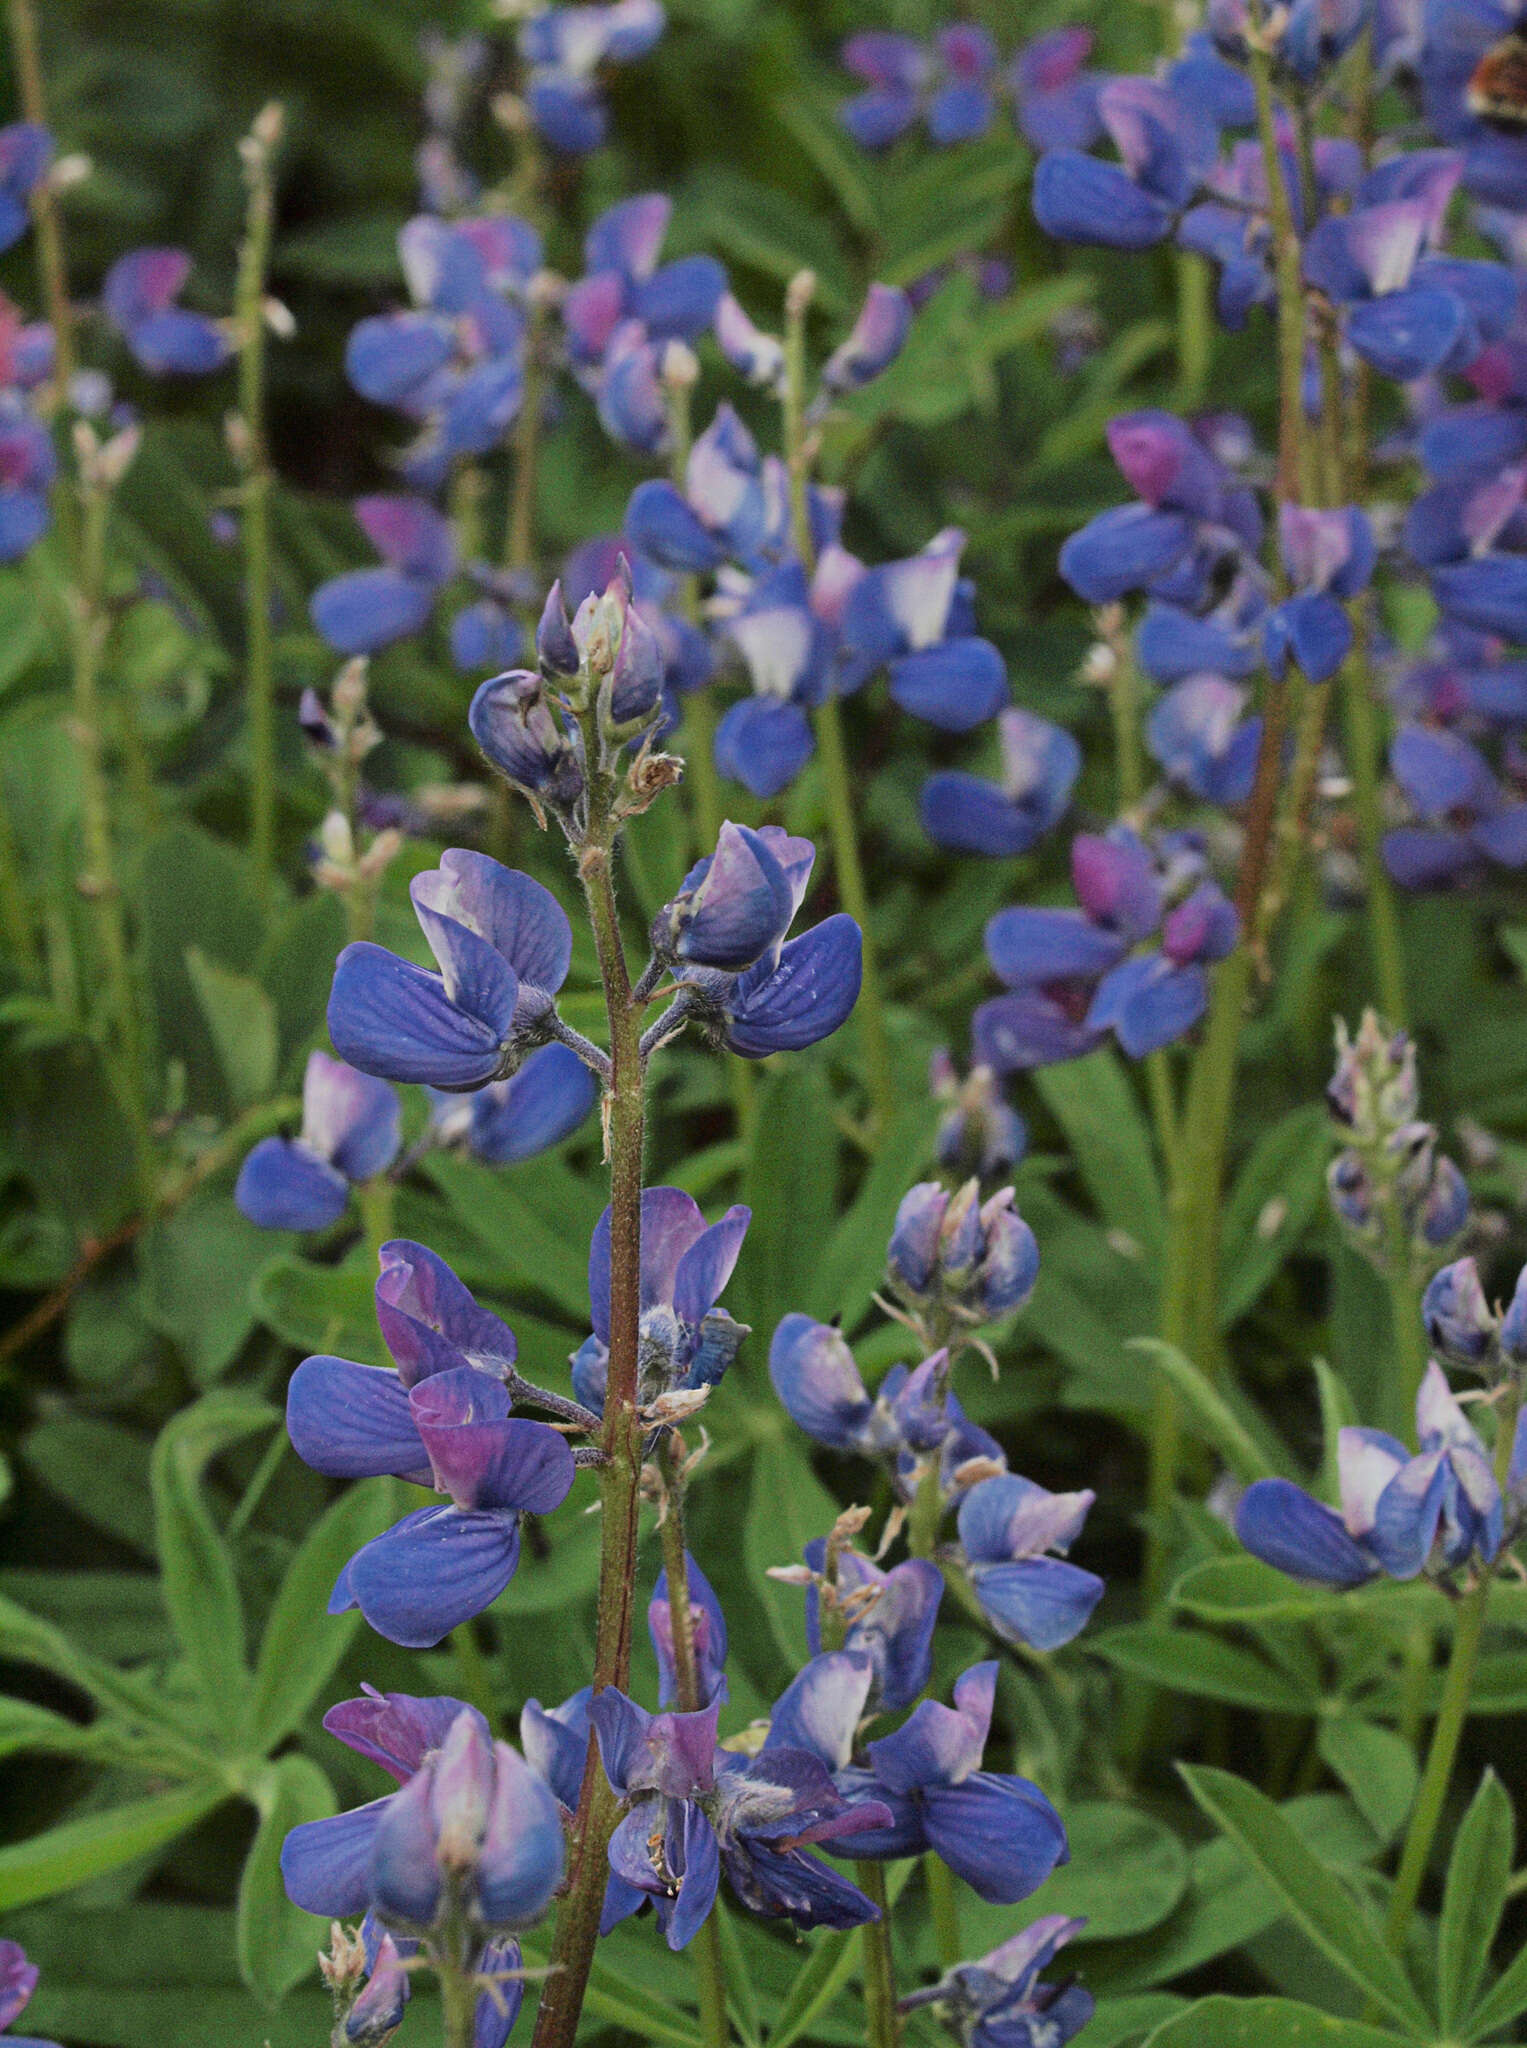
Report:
1235,1478,1378,1586
0,490,48,562
633,256,727,343
1033,150,1176,250
626,479,726,573
923,1773,1069,1904
985,907,1124,986
286,1356,425,1480
972,991,1103,1071
1431,553,1527,641
311,568,435,655
467,1043,597,1164
126,308,229,376
1265,591,1353,684
280,1799,391,1917
970,1558,1104,1652
888,638,1008,730
335,1505,522,1648
235,1138,350,1232
346,314,453,407
921,773,1047,856
527,74,606,154
714,697,815,798
723,915,862,1056
1346,287,1465,382
1058,504,1194,604
1086,954,1206,1057
329,941,506,1088
767,1313,876,1451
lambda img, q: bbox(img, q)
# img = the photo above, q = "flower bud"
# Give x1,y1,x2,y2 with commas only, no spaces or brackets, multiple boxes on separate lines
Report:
536,581,579,680
656,821,795,971
607,596,664,724
1419,1155,1470,1248
469,671,584,814
1327,1150,1375,1233
1422,1257,1498,1368
341,1935,408,2047
1499,1264,1527,1367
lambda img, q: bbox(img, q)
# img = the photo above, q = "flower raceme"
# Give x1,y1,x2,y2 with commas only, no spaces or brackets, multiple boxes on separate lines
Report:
1236,1362,1522,1586
285,1241,582,1645
898,1914,1095,2048
886,1178,1040,1330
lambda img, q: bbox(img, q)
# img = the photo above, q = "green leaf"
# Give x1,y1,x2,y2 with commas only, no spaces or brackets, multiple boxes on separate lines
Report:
737,1063,839,1340
184,946,279,1107
1314,1358,1358,1503
766,1927,860,2048
244,1477,400,1749
22,1413,155,1552
150,1394,275,1725
1095,1625,1313,1713
805,1095,939,1331
1142,1997,1414,2047
251,1254,391,1366
1438,1768,1513,2030
1178,1766,1430,2032
0,1785,225,1910
1219,1105,1331,1327
1034,1051,1164,1259
140,1189,276,1382
744,1434,842,1676
137,824,264,1114
960,1803,1187,1949
236,1756,337,2006
1170,1556,1437,1626
1132,1341,1282,1484
1316,1720,1418,1846
423,1151,599,1323
1465,1930,1527,2038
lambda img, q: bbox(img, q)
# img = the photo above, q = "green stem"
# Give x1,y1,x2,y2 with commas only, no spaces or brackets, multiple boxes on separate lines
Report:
439,1952,479,2048
7,0,76,395
925,1854,962,1972
1341,643,1407,1025
1173,250,1212,410
530,774,647,2048
781,272,894,1130
1246,22,1315,503
0,786,41,988
355,1173,395,1270
1382,1382,1522,1955
656,1438,730,2048
236,112,280,908
1383,1217,1427,1435
854,1860,900,2048
71,480,153,1195
450,1621,499,1729
506,298,546,574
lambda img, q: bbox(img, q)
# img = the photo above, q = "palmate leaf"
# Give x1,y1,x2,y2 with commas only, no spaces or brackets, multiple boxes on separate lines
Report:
236,1755,337,2008
1178,1766,1431,2033
1316,1720,1418,1846
1438,1770,1513,2032
0,1784,225,1912
1033,1048,1164,1259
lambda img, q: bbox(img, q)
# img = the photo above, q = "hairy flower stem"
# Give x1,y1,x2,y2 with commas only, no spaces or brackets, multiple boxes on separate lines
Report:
855,1861,901,2048
531,790,646,2048
439,1950,480,2048
1380,1380,1522,1965
236,108,282,909
7,0,75,396
656,1438,730,2047
1246,24,1315,504
782,271,895,1131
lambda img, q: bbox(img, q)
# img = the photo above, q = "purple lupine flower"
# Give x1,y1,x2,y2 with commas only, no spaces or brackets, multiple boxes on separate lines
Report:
285,1242,577,1645
563,195,725,452
103,248,229,375
626,403,794,575
714,291,785,389
1382,722,1527,886
426,1041,598,1166
1146,673,1263,804
0,1940,61,2048
0,292,55,395
519,1,665,154
1264,505,1375,683
921,707,1081,856
769,1315,907,1457
1237,1361,1507,1584
328,852,572,1088
1418,0,1527,204
655,822,811,972
592,1687,891,1947
0,125,48,253
1387,621,1527,731
899,1914,1095,2048
650,1552,729,1707
341,1927,410,2048
311,497,458,656
1010,28,1104,151
569,1186,751,1413
713,548,861,797
1033,74,1217,251
283,1695,563,1946
973,827,1237,1070
886,1179,1040,1323
834,526,1008,731
236,1050,401,1231
931,1050,1029,1182
956,1474,1104,1651
801,1540,942,1710
1500,1260,1527,1366
0,395,55,561
1060,410,1262,609
820,282,913,393
775,1657,1070,1906
521,1687,593,1813
839,27,1000,148
450,594,525,675
1209,0,1371,80
1422,1255,1499,1365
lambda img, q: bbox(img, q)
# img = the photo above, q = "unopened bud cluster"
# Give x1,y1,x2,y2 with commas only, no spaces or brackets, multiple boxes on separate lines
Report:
886,1178,1040,1347
1325,1011,1470,1281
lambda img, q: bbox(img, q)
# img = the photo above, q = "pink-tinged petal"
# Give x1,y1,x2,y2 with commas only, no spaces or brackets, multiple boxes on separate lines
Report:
1346,199,1429,294
103,247,190,327
354,494,456,582
957,1473,1095,1563
408,883,523,1040
766,1651,874,1771
477,1742,566,1926
413,1404,575,1518
377,1240,518,1385
562,269,627,364
1070,830,1161,938
821,283,912,393
323,1688,484,1782
425,851,574,1002
1415,1357,1487,1454
585,193,672,282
